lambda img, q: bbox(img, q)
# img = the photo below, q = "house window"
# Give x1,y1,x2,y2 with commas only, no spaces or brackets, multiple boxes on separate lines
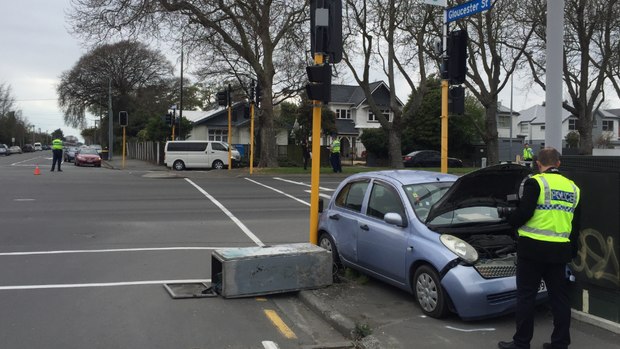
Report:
520,124,529,133
368,109,391,122
602,120,614,132
208,129,228,142
497,115,511,128
540,125,545,131
568,118,577,131
336,109,351,119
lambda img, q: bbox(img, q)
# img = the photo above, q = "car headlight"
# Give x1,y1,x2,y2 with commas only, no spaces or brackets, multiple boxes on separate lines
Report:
440,234,478,264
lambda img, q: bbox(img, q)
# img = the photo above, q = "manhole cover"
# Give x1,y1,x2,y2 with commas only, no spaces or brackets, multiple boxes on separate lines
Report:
163,282,218,299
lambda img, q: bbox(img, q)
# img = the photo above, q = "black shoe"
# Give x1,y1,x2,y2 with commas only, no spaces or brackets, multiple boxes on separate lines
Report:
542,343,553,349
498,341,518,349
58,169,62,172
50,169,54,172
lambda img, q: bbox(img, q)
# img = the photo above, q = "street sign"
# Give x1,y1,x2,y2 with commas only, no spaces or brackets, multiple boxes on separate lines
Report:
447,0,491,23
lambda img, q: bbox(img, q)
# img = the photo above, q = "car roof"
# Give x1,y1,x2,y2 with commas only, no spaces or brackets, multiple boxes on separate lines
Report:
344,169,458,186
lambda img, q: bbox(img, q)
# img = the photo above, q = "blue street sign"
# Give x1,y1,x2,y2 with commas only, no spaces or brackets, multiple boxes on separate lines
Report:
447,0,491,23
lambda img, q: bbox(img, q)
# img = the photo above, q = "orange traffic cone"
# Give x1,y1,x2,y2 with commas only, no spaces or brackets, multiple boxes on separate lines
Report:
34,165,41,175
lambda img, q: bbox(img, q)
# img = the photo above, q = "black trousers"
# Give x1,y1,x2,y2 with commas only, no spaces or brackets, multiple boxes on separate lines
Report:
513,257,571,349
330,153,341,173
51,149,62,171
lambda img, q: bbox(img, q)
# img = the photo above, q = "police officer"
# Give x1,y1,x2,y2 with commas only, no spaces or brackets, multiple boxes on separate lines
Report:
523,143,534,167
498,147,581,349
329,135,341,173
51,138,63,172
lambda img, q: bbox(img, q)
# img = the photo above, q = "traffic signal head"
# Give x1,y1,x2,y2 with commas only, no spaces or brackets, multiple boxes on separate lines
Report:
306,64,332,103
216,90,230,107
119,111,128,127
310,0,342,63
448,86,465,115
164,113,172,125
447,30,468,85
255,83,262,107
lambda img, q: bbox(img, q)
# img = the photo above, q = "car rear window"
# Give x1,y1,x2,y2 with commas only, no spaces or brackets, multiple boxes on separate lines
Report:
167,142,207,152
335,180,369,212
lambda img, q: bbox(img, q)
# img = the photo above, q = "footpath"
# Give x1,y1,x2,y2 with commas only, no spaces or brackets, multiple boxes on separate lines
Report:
103,158,619,349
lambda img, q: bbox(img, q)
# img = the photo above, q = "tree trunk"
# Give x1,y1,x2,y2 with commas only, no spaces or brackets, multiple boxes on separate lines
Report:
484,101,500,165
388,127,403,168
577,110,594,155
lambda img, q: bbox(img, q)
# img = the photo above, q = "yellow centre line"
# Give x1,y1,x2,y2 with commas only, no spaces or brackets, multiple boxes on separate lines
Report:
263,309,297,339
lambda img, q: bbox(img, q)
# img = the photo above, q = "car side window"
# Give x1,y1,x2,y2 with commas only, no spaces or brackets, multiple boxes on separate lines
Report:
367,182,405,220
211,142,227,151
335,181,369,212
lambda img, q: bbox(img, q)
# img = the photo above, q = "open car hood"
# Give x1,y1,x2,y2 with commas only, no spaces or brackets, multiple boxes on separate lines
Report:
425,163,531,223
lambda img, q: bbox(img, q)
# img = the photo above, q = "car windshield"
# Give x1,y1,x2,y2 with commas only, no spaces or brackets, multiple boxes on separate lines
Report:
403,182,452,221
79,149,99,155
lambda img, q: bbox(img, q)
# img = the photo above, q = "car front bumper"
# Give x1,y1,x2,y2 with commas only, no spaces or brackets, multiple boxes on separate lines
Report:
441,264,548,320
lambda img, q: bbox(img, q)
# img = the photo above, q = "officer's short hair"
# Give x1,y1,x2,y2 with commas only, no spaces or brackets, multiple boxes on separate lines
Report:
537,147,560,166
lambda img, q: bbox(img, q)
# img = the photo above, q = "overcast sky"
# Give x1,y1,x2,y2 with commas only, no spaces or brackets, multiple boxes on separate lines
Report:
0,0,88,141
1,1,613,145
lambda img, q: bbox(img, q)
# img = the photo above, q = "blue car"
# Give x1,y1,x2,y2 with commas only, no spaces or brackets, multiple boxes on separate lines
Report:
317,164,548,320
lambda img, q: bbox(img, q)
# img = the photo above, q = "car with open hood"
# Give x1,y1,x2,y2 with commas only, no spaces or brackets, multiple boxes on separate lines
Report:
317,164,546,320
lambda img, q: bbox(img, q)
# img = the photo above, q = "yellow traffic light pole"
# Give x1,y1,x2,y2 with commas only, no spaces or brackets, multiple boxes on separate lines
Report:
309,53,324,245
228,104,232,170
250,102,255,175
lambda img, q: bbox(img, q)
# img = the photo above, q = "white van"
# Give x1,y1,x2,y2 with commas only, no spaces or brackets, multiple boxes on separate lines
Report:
164,141,241,170
33,142,42,151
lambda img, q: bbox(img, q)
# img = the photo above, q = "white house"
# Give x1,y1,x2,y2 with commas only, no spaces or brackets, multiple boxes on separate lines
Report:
514,103,620,150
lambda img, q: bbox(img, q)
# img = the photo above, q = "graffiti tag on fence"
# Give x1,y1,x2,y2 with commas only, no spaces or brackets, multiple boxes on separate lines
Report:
571,228,620,287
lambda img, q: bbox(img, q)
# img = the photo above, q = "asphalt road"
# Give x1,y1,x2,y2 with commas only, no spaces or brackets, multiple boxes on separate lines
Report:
0,151,346,349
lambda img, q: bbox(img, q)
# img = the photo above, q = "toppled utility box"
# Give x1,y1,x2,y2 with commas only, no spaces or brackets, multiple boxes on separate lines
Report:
211,243,333,298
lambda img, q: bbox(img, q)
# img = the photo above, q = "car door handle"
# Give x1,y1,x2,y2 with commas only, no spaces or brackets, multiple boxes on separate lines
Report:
329,214,340,220
360,224,369,231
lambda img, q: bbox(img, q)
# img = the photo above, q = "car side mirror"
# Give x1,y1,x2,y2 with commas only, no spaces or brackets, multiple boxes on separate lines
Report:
318,198,324,213
384,212,406,227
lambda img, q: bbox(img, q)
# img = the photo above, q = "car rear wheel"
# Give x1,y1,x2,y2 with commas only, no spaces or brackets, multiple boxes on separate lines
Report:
318,232,341,266
413,265,448,318
173,160,185,171
212,160,224,170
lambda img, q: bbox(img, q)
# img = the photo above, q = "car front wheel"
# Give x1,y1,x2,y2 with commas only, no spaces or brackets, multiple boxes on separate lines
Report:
413,265,449,318
318,232,341,266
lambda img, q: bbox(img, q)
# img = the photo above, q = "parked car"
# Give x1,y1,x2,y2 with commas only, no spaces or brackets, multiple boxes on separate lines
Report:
403,150,463,168
22,144,35,152
74,148,102,167
63,147,78,162
9,146,22,154
33,142,42,151
317,164,546,320
0,144,9,156
42,144,51,150
89,144,103,154
164,140,241,170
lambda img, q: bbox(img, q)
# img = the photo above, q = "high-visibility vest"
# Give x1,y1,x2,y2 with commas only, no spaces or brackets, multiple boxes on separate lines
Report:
518,173,580,243
331,139,341,153
52,139,63,150
523,147,533,160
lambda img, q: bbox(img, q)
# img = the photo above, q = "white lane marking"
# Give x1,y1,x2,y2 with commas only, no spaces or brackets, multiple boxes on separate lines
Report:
245,178,309,207
0,279,210,291
303,190,331,199
10,157,47,166
445,326,496,332
262,341,280,349
0,247,237,257
273,177,334,191
184,178,265,247
14,198,36,202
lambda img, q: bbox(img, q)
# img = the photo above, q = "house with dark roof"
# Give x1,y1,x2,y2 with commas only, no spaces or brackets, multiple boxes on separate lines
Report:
183,102,288,158
328,81,404,158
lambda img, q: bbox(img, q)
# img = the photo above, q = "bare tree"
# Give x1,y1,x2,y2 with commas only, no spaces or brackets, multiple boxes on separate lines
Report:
68,0,308,167
342,0,438,168
0,83,16,116
449,0,537,165
524,0,620,154
57,40,173,129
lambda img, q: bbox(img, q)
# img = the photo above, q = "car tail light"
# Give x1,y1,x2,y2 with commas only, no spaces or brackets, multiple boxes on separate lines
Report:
404,156,412,161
